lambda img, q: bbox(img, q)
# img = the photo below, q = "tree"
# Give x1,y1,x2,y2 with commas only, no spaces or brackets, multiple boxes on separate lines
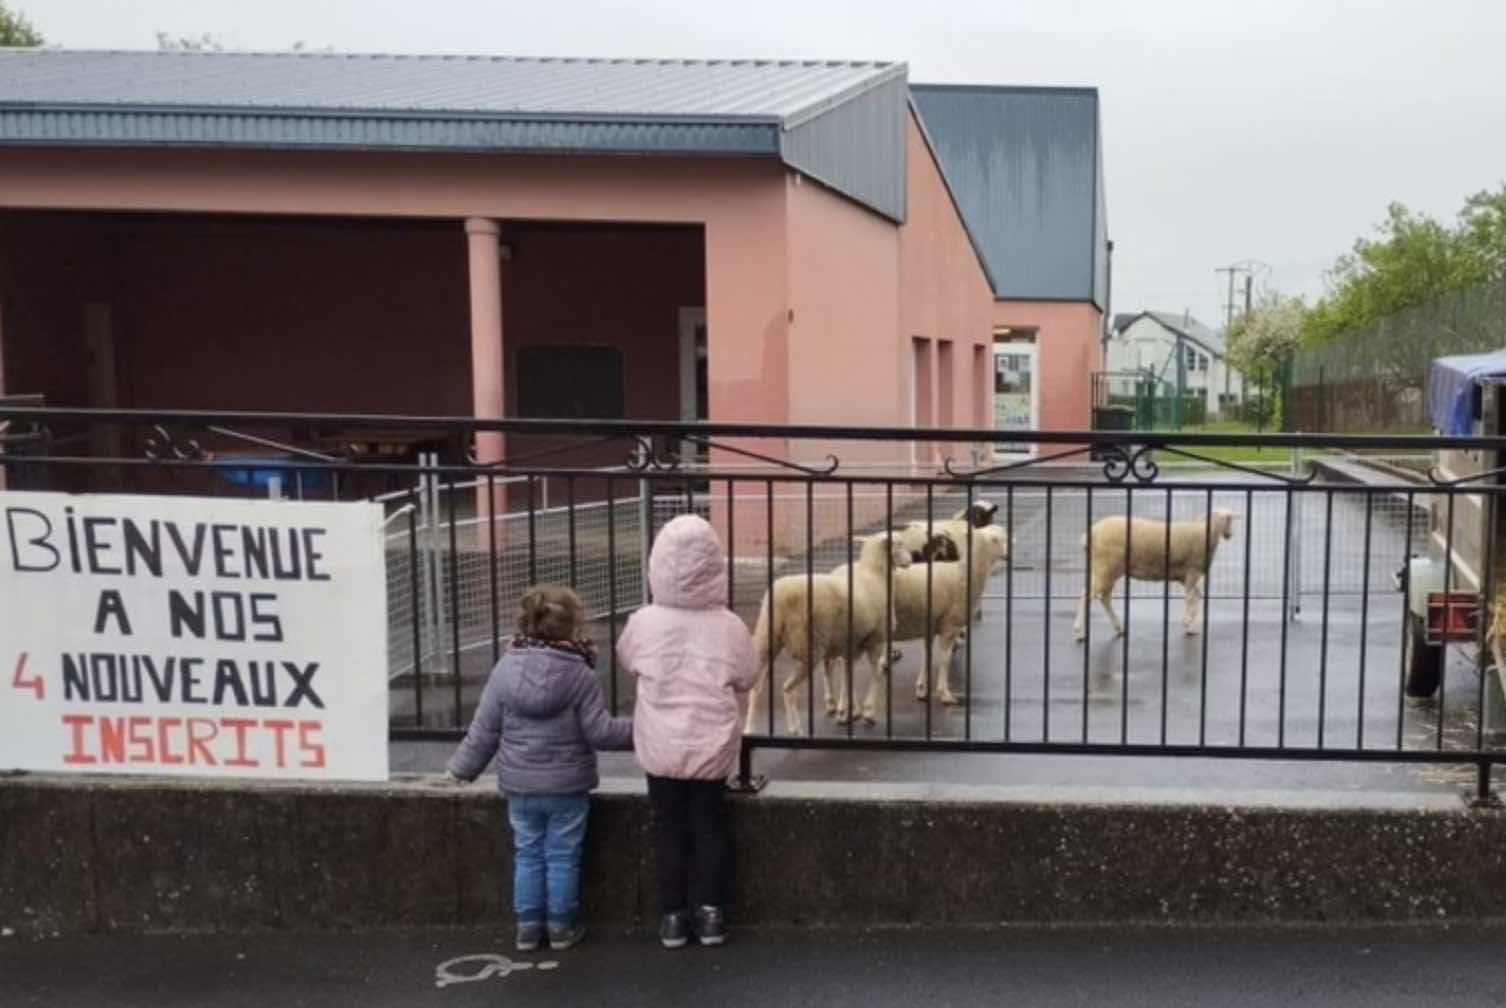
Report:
1306,187,1506,345
1228,291,1306,429
0,2,42,46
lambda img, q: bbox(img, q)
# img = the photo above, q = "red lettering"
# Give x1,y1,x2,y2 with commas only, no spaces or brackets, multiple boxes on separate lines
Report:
99,717,128,764
157,717,184,765
127,717,155,763
186,718,219,767
221,718,258,768
12,653,43,700
264,719,295,769
298,721,326,769
61,715,97,765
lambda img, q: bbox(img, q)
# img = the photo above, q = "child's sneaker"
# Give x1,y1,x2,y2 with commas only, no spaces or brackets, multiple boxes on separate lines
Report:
515,921,544,952
548,921,586,950
692,905,726,946
659,910,690,949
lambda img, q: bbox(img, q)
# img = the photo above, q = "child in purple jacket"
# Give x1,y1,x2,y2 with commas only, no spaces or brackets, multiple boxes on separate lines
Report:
444,585,632,952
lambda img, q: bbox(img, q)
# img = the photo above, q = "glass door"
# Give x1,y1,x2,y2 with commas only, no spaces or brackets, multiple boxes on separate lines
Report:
993,343,1039,456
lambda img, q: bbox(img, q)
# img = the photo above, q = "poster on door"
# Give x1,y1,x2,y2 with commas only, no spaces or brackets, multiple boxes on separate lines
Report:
993,348,1035,454
0,490,389,782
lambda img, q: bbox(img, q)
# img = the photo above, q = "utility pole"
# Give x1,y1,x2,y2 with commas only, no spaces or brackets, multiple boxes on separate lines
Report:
1215,261,1264,419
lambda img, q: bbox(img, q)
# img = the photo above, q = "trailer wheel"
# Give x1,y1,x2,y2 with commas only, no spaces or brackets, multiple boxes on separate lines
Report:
1404,613,1443,698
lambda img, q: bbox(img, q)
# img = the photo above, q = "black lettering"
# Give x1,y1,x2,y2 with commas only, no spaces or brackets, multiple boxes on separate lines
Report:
121,519,162,577
250,593,283,642
211,524,239,578
211,591,246,641
141,655,174,702
121,658,143,703
248,661,278,707
302,528,330,581
241,527,269,580
64,507,80,572
165,522,207,576
269,529,302,581
62,653,89,700
282,661,324,709
213,659,249,706
90,654,118,702
168,590,206,639
82,517,121,575
93,590,133,636
6,507,59,572
180,657,205,704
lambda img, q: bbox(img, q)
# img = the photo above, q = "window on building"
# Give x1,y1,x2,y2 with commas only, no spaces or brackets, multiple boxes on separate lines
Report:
515,346,625,419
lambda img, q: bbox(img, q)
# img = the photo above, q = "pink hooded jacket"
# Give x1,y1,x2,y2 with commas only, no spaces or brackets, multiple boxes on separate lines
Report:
618,514,757,780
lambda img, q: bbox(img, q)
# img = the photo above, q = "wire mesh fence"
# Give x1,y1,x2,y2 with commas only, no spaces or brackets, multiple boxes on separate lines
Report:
1290,279,1506,434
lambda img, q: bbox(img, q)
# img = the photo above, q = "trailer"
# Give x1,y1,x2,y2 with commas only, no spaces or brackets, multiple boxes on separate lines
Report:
1401,354,1506,697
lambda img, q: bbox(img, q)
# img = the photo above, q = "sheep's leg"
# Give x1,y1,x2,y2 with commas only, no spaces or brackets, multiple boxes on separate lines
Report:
1098,587,1124,638
781,667,806,737
743,646,772,735
822,656,839,718
934,627,963,705
914,652,929,701
831,656,855,720
1074,589,1090,642
1183,574,1204,635
860,647,887,725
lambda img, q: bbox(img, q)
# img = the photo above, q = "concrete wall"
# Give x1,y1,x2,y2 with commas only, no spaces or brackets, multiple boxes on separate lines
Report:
6,776,1506,936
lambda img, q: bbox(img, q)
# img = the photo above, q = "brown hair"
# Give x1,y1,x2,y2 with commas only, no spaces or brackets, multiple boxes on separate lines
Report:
515,585,585,641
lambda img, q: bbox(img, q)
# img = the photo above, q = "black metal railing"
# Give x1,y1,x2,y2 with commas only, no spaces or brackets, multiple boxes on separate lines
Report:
3,406,1504,804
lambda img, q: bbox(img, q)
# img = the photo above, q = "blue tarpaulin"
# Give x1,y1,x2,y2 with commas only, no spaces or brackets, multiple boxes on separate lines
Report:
1427,349,1506,435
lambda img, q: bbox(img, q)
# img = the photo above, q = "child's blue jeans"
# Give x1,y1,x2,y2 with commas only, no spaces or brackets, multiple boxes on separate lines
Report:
507,792,590,927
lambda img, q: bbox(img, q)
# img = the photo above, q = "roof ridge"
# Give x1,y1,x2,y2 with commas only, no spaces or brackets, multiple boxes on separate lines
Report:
0,48,900,69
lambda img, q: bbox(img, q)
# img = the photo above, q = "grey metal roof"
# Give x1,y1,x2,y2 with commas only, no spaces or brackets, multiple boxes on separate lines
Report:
0,49,909,220
910,85,1108,306
1117,310,1226,356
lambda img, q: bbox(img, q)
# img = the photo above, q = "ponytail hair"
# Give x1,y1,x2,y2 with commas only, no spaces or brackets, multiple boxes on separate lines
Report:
516,585,585,641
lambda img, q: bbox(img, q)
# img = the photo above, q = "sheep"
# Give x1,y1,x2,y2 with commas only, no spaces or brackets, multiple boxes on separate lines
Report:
1072,509,1239,643
743,532,911,736
835,525,1010,716
893,499,1000,563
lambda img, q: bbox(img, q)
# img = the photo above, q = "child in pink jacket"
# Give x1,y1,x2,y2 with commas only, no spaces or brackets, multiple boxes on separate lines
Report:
616,514,756,949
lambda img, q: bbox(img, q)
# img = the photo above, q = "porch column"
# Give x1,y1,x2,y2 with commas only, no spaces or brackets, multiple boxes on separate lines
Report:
466,217,505,465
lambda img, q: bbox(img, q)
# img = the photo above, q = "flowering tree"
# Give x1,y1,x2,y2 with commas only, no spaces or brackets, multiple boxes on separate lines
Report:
1227,291,1305,428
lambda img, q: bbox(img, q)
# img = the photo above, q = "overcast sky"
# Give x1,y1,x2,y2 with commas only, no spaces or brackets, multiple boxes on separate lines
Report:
16,0,1506,328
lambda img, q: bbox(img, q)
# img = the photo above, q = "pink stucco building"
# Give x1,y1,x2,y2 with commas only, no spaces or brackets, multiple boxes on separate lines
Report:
0,51,1108,492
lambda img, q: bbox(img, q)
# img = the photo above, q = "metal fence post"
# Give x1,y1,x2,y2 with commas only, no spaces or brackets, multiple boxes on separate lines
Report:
639,475,653,607
1289,441,1303,618
420,451,449,678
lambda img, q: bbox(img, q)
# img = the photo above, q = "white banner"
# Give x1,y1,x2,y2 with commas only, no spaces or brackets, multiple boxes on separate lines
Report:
0,491,388,782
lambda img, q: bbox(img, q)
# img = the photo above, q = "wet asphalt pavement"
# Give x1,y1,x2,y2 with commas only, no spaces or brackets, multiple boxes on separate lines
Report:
8,924,1506,1008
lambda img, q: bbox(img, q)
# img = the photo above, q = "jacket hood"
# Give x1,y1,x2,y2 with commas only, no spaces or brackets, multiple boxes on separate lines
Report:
502,647,582,718
648,514,727,609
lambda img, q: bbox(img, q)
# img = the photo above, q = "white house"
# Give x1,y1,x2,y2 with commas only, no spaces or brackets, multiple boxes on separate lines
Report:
1104,311,1245,419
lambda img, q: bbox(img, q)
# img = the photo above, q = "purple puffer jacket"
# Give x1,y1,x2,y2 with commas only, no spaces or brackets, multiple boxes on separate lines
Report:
446,644,632,795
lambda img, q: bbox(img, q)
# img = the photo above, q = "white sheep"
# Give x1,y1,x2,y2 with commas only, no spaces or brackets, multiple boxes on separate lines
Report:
893,499,1001,563
744,532,911,736
835,524,1010,716
1073,509,1238,643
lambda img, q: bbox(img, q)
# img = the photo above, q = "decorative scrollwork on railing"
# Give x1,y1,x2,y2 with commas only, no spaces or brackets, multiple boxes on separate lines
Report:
1099,444,1159,483
625,436,682,472
1425,463,1506,488
143,425,205,461
943,445,1092,478
682,436,839,476
1155,445,1317,485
